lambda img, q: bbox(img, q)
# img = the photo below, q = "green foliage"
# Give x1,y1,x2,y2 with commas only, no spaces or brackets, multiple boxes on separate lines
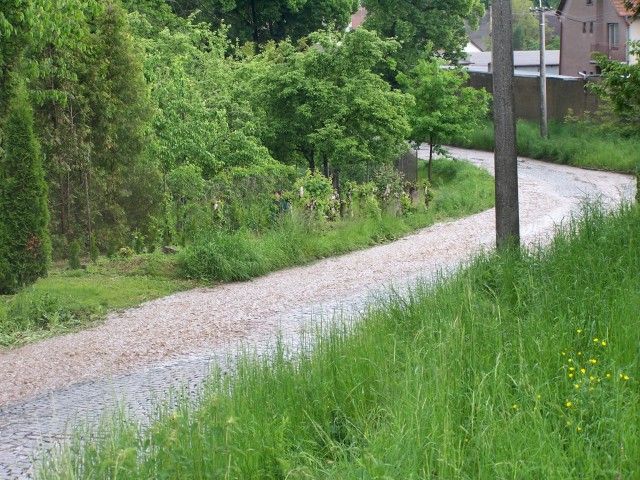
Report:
592,42,640,133
362,0,485,70
248,28,412,180
168,0,358,46
345,181,382,219
39,203,640,480
68,240,82,270
0,81,51,294
292,170,337,221
399,59,490,180
372,163,405,212
449,119,640,173
178,158,493,282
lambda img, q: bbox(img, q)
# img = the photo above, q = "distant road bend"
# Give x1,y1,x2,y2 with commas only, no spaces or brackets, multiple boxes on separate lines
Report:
0,147,635,478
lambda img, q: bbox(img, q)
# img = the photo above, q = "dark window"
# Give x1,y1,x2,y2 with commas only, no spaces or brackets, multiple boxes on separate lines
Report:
587,0,592,5
583,22,587,33
589,22,594,33
607,23,619,46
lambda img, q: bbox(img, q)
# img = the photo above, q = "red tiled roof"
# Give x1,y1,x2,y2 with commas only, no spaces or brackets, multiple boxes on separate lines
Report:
611,0,638,17
558,0,637,17
350,7,367,29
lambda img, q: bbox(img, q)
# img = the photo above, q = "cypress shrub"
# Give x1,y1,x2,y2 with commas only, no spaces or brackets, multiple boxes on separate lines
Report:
0,81,51,293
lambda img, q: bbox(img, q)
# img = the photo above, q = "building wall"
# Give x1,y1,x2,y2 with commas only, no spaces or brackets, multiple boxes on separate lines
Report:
630,20,640,64
468,71,602,122
559,0,628,76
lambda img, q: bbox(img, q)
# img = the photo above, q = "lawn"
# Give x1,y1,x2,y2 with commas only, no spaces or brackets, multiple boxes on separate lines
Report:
0,158,495,347
38,203,640,479
448,120,640,173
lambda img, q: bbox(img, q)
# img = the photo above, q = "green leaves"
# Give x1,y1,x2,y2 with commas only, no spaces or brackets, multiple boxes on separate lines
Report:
399,59,491,150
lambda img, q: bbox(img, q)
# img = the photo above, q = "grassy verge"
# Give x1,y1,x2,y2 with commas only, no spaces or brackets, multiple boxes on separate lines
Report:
448,120,640,173
179,158,494,282
39,203,640,479
0,262,194,347
0,158,493,347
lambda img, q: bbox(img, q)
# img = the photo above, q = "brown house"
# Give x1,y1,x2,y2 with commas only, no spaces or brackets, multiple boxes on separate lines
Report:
557,0,639,76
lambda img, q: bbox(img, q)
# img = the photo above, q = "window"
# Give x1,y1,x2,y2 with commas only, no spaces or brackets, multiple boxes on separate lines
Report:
587,0,592,5
583,22,587,33
607,23,619,46
589,22,594,33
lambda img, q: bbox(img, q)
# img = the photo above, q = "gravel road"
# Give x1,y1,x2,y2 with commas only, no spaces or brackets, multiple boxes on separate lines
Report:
0,148,635,478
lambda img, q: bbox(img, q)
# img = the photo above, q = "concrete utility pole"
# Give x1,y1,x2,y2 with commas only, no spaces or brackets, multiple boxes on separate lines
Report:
532,1,552,138
492,0,520,249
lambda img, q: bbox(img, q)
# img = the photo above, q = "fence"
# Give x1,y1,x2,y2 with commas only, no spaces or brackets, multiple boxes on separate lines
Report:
468,71,602,122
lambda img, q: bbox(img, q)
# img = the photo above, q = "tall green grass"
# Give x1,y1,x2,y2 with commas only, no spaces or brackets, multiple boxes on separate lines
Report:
179,158,495,282
39,204,640,479
449,120,640,173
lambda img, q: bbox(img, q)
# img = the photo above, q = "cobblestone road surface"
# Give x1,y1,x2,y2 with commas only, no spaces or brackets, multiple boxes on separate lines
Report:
0,148,635,478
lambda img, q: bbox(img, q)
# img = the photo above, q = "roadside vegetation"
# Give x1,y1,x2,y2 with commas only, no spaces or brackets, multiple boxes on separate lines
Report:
0,158,494,347
39,203,640,479
447,119,640,173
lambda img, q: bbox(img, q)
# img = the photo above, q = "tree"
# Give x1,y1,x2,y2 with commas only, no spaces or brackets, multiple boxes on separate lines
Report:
362,0,484,71
592,43,640,132
168,0,358,47
0,81,51,293
398,59,490,181
250,28,412,188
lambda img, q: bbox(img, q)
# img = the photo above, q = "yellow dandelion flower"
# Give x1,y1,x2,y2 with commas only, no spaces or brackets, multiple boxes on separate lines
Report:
561,351,567,356
574,383,580,389
568,373,574,378
589,376,596,382
577,351,582,356
601,340,607,347
569,367,575,372
566,420,572,426
623,375,630,381
580,368,586,374
565,401,573,408
589,359,597,365
536,394,541,400
512,404,519,410
606,373,612,379
593,338,599,343
577,426,583,432
568,359,574,363
576,329,583,334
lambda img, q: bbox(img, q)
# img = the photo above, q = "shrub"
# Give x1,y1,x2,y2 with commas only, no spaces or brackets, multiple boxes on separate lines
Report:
0,81,51,293
68,240,82,270
291,170,337,221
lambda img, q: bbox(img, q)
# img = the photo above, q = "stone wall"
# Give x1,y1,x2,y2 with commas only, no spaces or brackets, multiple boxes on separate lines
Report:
468,71,602,122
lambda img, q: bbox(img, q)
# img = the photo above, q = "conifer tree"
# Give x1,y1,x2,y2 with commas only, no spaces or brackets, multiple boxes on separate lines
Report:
0,81,51,293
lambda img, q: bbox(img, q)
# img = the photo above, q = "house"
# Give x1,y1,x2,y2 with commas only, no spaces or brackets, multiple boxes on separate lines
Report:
464,50,560,75
557,0,640,76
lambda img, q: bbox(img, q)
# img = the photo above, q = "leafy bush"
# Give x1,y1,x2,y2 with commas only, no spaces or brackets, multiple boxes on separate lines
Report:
68,240,82,270
291,170,337,221
346,181,382,219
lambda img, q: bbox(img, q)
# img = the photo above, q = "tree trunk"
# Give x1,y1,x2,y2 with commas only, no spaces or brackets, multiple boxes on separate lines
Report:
250,0,259,48
333,168,343,217
323,156,329,178
428,136,434,182
492,0,520,249
84,169,92,246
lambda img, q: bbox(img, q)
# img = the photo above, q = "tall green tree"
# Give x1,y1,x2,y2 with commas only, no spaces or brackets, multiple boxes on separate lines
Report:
168,0,358,46
398,59,490,181
0,81,51,293
250,28,412,186
362,0,484,71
